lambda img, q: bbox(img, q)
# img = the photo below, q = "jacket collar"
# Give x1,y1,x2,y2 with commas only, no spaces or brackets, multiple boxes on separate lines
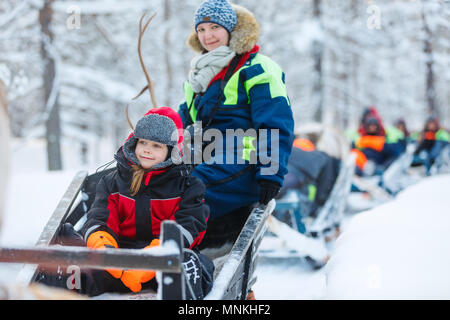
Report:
207,44,259,87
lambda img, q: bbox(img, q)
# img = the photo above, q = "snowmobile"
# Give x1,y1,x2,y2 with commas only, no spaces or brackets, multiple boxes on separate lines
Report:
0,168,275,300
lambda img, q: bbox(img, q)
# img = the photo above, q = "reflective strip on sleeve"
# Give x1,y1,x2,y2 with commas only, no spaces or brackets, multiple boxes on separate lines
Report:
178,224,194,247
84,224,101,242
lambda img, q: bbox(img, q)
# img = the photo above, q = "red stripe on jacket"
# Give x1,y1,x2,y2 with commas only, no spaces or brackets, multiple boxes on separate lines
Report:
150,197,181,236
107,194,188,240
117,195,137,239
107,193,137,239
190,215,209,249
106,193,121,236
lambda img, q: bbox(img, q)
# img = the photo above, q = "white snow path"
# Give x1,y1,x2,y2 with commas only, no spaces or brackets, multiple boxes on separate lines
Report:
1,138,449,299
325,174,450,299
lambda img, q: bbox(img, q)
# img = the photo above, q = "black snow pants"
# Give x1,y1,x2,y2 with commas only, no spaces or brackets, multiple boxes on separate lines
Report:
35,223,214,299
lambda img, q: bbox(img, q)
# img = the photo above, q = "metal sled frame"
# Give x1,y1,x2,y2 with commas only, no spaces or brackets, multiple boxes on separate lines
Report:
205,200,274,300
0,170,274,300
380,143,416,195
307,153,355,238
351,143,420,205
274,153,355,240
429,144,450,175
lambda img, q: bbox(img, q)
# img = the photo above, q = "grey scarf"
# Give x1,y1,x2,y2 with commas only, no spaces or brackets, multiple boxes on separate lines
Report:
189,46,236,93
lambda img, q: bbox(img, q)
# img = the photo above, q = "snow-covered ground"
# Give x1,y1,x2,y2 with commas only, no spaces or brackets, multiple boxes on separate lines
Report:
325,174,450,299
1,138,450,299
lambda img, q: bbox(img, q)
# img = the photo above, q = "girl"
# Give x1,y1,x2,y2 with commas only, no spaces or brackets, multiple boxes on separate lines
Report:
40,107,214,299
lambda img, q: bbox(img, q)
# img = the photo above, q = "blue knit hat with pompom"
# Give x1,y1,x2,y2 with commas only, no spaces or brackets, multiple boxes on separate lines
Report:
194,0,237,34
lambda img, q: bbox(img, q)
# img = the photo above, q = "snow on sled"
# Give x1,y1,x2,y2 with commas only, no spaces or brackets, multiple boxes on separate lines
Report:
258,151,356,269
0,169,274,300
429,144,450,176
379,143,418,194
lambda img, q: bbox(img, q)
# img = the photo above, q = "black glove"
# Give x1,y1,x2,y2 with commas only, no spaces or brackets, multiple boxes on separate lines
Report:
258,180,281,205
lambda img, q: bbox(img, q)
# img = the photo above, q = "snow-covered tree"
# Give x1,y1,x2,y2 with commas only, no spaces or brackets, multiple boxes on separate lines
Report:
1,0,448,170
318,0,450,130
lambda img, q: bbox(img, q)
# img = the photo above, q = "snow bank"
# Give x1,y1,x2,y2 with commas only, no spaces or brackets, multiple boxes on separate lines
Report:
254,263,327,300
325,174,450,299
0,138,97,247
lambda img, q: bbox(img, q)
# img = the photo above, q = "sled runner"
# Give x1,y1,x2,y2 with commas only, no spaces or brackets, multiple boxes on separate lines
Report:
379,143,416,195
429,144,450,175
349,143,422,210
0,169,273,300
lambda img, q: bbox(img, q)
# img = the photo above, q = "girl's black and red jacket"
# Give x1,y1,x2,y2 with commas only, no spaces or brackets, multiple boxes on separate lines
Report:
80,147,209,249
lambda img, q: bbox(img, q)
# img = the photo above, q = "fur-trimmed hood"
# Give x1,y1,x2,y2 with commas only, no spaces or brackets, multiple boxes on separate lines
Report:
187,4,260,55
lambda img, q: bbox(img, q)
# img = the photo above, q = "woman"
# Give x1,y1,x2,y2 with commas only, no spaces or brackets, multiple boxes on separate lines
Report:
178,0,295,226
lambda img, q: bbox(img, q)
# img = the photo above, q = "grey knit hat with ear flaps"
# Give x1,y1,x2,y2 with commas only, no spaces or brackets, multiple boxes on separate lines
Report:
123,109,183,170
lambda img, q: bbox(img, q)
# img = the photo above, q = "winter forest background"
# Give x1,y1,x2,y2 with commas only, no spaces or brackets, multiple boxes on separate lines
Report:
0,0,449,171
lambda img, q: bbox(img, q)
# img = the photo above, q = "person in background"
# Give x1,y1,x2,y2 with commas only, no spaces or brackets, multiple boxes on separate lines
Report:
394,118,412,150
412,116,450,171
395,118,409,139
352,108,404,176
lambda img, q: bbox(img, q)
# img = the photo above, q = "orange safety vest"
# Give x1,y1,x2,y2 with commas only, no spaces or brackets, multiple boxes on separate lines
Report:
293,138,316,151
355,135,386,152
352,148,368,170
424,131,436,141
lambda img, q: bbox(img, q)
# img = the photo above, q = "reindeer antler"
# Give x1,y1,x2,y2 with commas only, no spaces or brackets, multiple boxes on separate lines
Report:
125,104,134,130
133,12,158,108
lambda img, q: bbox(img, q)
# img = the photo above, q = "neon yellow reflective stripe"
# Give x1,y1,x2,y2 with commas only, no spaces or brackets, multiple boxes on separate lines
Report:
308,184,317,202
346,130,360,143
242,136,256,161
184,82,197,123
386,126,404,143
436,129,450,142
411,132,420,140
223,72,241,105
244,55,289,104
222,54,290,106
